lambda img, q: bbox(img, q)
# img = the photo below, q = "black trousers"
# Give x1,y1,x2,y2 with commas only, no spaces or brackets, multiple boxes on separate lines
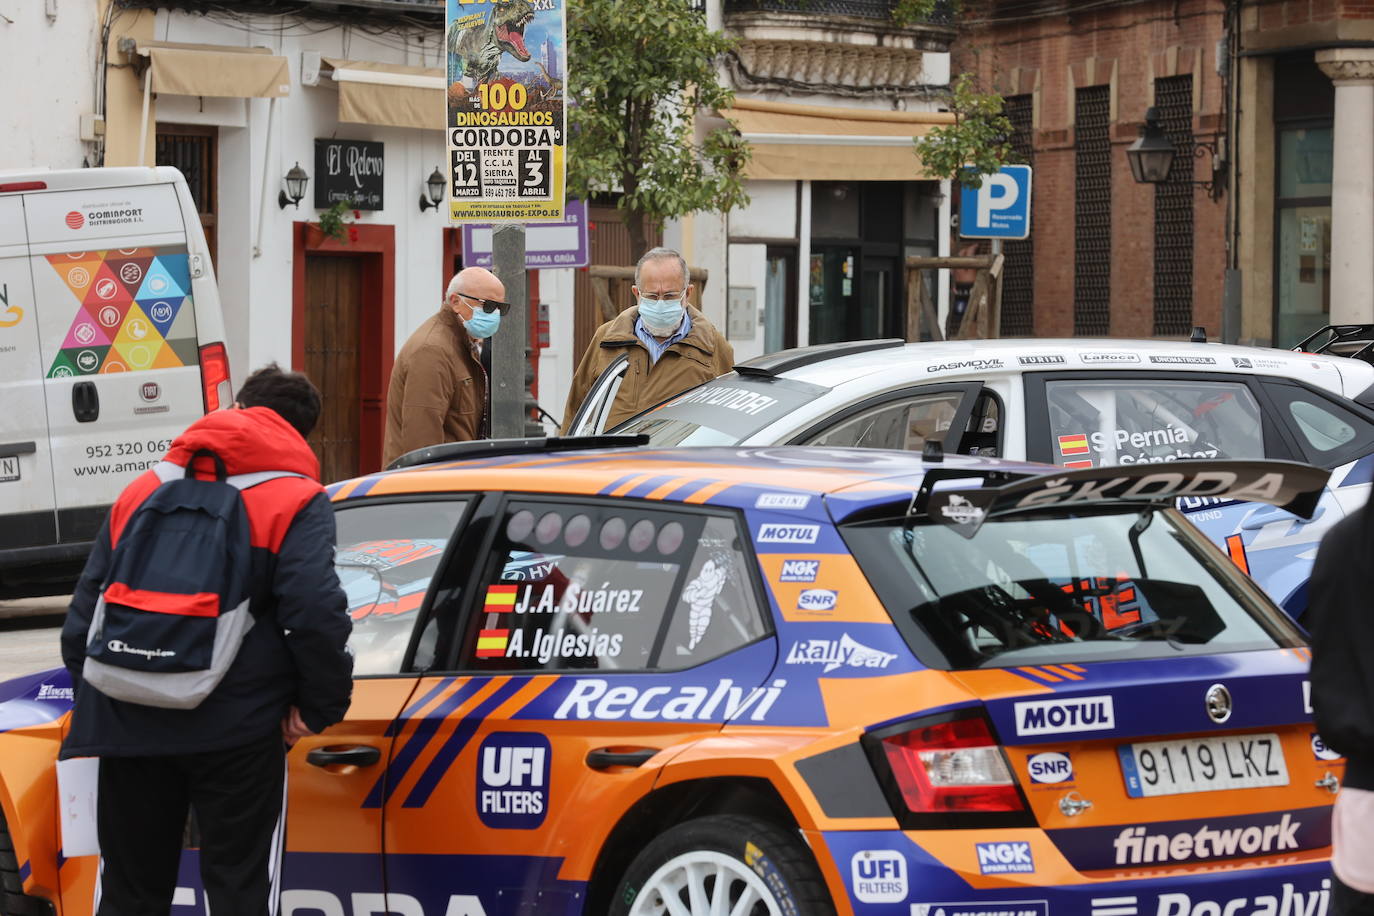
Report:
95,733,286,916
1334,874,1374,916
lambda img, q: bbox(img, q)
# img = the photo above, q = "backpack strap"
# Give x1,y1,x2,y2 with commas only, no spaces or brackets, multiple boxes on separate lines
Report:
150,461,307,491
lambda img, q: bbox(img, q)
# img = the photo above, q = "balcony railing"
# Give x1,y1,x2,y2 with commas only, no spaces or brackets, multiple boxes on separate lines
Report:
723,0,955,25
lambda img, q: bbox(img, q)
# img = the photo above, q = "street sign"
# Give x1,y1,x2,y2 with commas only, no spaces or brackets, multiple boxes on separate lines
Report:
959,164,1032,240
462,199,589,269
446,0,568,222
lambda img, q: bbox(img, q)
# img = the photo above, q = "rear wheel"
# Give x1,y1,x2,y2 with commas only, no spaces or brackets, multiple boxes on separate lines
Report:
610,814,836,916
0,805,26,912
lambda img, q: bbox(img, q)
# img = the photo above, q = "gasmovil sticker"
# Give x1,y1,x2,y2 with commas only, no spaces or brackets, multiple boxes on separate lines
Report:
778,559,819,583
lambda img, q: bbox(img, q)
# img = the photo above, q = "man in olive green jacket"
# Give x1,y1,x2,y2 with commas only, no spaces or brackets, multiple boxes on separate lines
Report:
383,266,507,466
561,248,735,433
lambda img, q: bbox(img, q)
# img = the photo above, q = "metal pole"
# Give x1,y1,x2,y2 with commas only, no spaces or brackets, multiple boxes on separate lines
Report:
490,223,529,438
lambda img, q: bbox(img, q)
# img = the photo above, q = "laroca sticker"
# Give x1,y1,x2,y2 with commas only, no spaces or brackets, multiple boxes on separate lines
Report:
1027,751,1074,784
757,524,820,544
755,493,811,510
1014,696,1115,736
477,732,550,829
1080,351,1140,364
797,589,838,611
850,850,907,904
779,559,819,583
976,841,1034,875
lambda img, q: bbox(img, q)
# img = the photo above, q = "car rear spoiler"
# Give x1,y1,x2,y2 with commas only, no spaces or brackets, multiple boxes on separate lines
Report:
922,459,1330,539
1292,324,1374,364
387,434,650,470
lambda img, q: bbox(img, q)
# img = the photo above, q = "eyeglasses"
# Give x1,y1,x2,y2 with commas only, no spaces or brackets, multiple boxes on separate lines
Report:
638,289,687,302
456,291,511,315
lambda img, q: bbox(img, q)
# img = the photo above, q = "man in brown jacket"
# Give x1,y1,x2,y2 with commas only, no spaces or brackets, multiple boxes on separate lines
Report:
561,247,734,432
382,266,507,466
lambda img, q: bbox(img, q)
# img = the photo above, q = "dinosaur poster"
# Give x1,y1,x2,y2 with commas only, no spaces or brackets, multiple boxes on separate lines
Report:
446,0,567,223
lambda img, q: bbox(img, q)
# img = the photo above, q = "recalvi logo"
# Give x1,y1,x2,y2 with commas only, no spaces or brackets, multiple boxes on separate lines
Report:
1153,880,1330,916
1014,696,1114,736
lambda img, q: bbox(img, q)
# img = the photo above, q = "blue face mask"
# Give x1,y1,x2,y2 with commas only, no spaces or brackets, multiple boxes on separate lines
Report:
638,298,684,335
464,308,501,340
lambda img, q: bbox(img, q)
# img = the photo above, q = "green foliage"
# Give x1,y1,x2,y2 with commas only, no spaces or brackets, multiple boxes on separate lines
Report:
314,200,360,244
890,0,958,26
567,0,751,255
913,73,1016,189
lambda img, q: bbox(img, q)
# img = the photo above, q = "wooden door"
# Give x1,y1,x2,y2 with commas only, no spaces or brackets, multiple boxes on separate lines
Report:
304,255,362,484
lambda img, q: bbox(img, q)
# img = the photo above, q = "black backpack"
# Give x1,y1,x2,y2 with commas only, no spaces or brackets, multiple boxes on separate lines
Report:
82,450,299,709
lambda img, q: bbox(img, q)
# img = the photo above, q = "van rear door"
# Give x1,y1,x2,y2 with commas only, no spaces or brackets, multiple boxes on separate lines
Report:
0,192,59,552
22,181,207,545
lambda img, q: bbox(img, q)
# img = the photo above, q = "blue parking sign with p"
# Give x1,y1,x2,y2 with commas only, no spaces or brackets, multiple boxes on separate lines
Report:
959,165,1032,240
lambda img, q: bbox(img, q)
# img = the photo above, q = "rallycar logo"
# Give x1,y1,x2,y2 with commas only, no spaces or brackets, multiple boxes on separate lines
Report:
976,842,1034,875
1014,696,1114,736
778,559,818,582
35,683,74,701
552,677,787,722
785,633,896,673
850,850,907,904
1113,814,1301,865
757,524,820,544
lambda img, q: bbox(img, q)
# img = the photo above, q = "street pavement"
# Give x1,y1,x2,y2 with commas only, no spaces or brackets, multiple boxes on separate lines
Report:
0,595,67,681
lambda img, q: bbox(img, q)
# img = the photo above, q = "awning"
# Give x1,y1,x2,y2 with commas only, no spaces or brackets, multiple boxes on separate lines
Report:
139,42,290,99
722,98,957,181
320,58,445,131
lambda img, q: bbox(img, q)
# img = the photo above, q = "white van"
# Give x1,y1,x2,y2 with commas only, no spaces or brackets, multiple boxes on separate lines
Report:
0,167,231,596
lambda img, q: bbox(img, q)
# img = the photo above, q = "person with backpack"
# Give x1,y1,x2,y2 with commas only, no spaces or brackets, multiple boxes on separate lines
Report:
59,363,353,916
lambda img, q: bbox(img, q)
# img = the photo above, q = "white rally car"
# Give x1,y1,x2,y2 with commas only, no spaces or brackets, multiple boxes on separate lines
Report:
569,334,1374,621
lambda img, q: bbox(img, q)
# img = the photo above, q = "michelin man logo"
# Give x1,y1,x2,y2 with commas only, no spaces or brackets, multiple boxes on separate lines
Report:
679,555,730,652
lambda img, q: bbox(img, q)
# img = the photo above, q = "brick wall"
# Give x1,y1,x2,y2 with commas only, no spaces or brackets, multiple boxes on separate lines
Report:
952,0,1228,339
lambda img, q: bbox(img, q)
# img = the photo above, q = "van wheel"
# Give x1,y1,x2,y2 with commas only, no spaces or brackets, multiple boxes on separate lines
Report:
610,814,836,916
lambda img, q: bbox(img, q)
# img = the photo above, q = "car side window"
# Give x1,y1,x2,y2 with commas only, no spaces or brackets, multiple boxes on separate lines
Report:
333,499,469,676
804,391,966,451
1042,379,1264,468
456,501,768,671
1263,381,1374,467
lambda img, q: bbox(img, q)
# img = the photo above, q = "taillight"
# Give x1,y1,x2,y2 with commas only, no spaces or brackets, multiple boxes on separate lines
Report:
865,711,1032,828
198,342,231,412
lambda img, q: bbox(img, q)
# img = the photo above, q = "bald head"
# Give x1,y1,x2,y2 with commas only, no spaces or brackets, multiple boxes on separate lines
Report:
446,266,507,321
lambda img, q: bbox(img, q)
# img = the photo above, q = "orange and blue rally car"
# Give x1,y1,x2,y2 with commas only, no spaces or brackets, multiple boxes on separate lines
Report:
0,439,1345,916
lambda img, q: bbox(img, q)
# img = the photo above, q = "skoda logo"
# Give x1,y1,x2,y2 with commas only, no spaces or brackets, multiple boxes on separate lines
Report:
1205,684,1233,723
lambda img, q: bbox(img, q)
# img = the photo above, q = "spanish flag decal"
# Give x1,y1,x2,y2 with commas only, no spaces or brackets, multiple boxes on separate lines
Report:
1057,433,1090,455
476,629,510,658
484,584,519,613
1064,459,1094,469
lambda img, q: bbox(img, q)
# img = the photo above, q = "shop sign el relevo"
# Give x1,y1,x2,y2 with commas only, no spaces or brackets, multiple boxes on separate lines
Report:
314,139,385,210
445,0,567,222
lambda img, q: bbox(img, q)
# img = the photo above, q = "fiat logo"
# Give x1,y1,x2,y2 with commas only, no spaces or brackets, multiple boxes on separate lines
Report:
140,382,160,402
1205,684,1233,723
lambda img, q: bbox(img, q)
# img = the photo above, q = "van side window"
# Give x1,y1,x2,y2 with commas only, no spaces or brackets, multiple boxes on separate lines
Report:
456,502,768,671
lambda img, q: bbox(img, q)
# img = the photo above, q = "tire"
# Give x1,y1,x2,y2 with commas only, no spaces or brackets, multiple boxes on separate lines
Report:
609,814,836,916
0,805,24,902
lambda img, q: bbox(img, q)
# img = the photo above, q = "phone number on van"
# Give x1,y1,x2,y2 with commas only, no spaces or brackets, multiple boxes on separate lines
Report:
84,439,173,460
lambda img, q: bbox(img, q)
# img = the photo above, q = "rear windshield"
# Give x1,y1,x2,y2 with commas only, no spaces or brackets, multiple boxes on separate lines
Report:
615,374,829,445
843,506,1303,669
